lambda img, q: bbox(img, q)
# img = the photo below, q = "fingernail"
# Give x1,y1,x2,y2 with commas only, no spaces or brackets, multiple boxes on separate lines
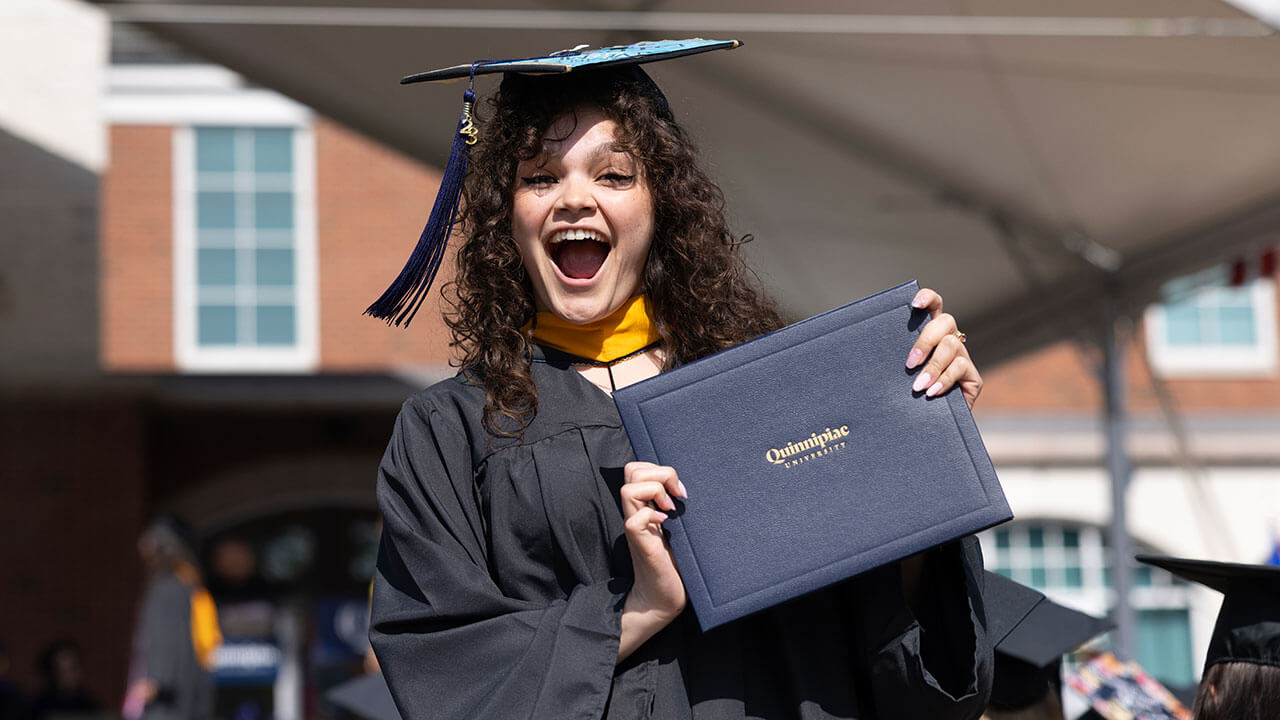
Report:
906,348,924,368
912,372,932,393
654,512,668,523
926,381,944,397
677,480,689,499
911,295,927,309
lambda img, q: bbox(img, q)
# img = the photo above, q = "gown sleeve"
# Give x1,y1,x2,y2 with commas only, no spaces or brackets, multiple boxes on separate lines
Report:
858,537,993,720
369,396,629,720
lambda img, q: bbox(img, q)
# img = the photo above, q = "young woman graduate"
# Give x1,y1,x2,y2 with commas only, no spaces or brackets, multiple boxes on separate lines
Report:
367,40,993,720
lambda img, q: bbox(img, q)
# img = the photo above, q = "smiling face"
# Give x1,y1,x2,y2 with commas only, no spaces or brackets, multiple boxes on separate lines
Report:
512,108,654,325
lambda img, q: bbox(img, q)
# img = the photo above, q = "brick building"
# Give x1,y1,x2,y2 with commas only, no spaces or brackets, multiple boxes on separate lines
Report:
4,39,459,719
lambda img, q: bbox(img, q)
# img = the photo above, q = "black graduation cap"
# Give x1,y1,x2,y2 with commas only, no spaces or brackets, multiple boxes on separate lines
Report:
365,38,742,327
985,571,1114,710
324,672,400,720
149,511,199,556
1136,554,1280,670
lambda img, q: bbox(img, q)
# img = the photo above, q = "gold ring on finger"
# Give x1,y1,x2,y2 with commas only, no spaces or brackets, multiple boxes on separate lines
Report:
954,330,967,343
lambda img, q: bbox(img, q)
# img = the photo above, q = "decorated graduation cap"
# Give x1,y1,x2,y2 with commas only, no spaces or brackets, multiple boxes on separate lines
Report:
1066,652,1192,720
985,571,1114,710
365,38,742,327
1136,554,1280,670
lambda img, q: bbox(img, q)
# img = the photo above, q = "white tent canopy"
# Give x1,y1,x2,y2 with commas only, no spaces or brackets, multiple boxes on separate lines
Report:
94,1,1280,367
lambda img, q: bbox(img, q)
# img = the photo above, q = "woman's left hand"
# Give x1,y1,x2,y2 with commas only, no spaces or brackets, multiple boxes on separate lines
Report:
905,288,982,409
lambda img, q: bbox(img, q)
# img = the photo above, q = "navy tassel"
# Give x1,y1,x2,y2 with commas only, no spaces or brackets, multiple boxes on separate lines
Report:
365,87,479,327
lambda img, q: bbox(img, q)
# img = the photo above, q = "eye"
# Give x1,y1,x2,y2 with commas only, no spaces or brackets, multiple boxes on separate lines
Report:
598,172,636,187
520,174,556,187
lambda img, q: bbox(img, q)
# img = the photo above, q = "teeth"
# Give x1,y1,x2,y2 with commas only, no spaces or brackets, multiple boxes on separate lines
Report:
549,228,603,244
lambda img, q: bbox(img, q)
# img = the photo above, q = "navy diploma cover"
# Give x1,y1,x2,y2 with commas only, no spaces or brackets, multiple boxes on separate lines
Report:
613,280,1011,630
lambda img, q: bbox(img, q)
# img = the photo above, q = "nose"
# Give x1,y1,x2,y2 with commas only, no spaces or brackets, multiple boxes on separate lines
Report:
555,174,596,214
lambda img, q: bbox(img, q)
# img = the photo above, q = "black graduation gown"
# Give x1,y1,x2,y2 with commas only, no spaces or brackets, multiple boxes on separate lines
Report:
131,573,215,720
371,345,993,720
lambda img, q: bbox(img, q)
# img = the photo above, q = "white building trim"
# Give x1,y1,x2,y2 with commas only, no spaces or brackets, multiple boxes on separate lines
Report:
107,64,310,127
1144,278,1278,377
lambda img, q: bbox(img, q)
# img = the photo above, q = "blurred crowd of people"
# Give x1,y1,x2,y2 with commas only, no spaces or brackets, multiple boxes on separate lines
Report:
0,639,101,720
1,515,219,720
3,507,1276,720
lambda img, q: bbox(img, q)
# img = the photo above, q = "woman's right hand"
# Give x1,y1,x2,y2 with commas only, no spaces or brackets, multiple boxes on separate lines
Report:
616,461,687,661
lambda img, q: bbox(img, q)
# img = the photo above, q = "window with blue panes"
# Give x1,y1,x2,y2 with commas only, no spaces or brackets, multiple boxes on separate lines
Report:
985,524,1090,592
1160,269,1257,348
1145,265,1277,376
194,127,298,348
980,523,1196,689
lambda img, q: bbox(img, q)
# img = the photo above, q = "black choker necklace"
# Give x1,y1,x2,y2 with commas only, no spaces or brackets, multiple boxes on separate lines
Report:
572,340,663,392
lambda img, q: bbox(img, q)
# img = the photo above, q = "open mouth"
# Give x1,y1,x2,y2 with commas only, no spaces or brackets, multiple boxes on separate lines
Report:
549,229,610,280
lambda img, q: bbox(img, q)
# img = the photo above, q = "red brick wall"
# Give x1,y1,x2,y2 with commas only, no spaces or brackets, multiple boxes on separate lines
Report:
100,125,175,372
976,267,1280,415
0,397,145,710
314,117,456,371
973,341,1102,414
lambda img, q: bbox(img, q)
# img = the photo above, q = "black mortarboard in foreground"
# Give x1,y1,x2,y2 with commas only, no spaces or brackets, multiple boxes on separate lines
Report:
365,38,741,327
1136,554,1280,670
324,672,400,720
985,571,1114,710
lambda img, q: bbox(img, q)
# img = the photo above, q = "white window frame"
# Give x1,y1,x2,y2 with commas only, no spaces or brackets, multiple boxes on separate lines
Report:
1144,277,1277,377
979,523,1194,620
174,123,318,373
108,63,317,373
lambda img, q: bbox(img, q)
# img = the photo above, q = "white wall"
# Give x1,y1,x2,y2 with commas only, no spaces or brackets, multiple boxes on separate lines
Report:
0,0,107,172
0,0,108,383
997,465,1279,563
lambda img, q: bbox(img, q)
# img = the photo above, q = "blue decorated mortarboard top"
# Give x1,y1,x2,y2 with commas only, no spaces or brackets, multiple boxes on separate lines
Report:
400,38,741,85
366,38,742,326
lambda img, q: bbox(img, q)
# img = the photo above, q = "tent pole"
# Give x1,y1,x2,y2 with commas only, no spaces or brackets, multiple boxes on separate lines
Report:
1101,292,1137,658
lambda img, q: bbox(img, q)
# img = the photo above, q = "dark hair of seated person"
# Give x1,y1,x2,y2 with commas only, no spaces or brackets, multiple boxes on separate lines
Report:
1192,661,1280,720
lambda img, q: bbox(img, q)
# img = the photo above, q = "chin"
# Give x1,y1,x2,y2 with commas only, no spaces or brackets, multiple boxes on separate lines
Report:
546,291,626,325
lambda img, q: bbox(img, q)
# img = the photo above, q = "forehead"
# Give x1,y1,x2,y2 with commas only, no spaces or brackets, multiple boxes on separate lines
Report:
533,109,630,159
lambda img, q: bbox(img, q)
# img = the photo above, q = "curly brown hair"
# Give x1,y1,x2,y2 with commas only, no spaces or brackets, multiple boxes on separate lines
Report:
445,67,784,435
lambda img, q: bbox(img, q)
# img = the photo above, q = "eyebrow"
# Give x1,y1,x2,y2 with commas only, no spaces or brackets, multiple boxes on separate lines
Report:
527,141,634,168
